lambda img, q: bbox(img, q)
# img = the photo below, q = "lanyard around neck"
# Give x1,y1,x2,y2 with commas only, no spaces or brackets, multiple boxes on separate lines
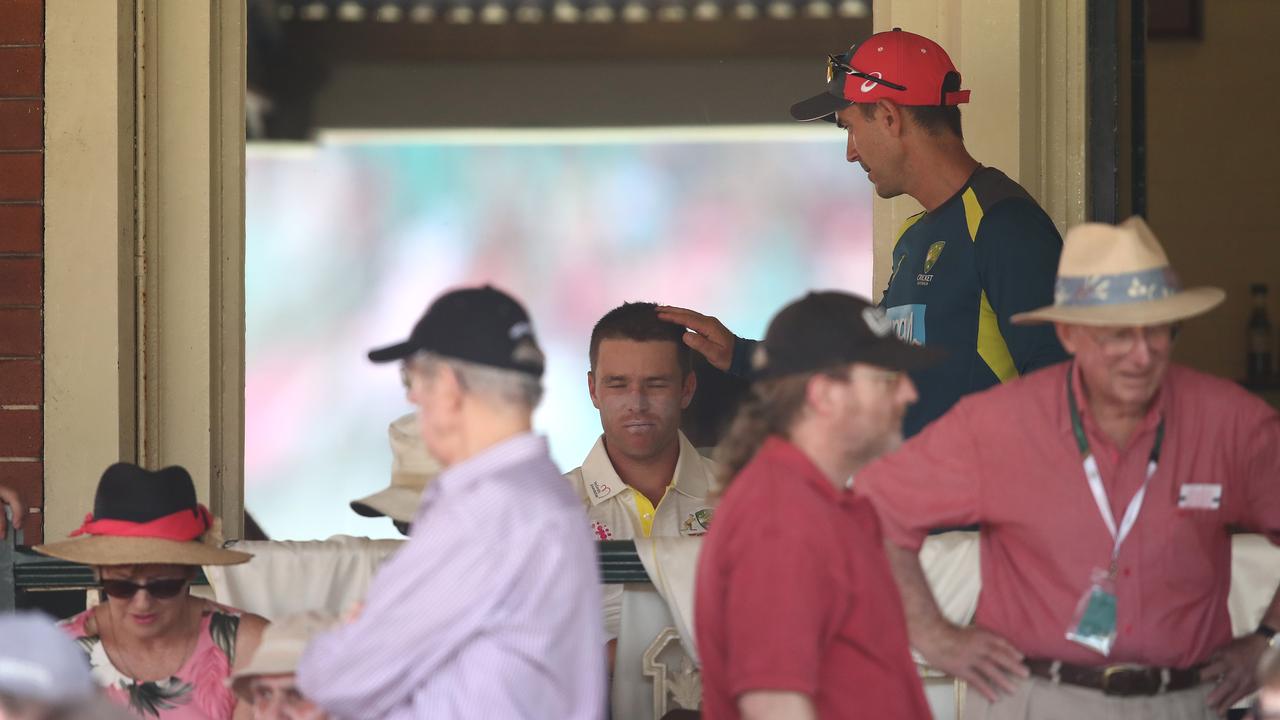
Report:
1066,366,1165,570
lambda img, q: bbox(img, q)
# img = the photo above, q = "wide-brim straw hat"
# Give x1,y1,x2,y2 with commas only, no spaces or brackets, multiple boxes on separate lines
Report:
350,413,441,524
35,463,251,567
1011,216,1225,326
228,610,340,699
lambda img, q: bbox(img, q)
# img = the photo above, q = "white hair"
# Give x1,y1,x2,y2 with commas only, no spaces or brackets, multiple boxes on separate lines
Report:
412,352,543,410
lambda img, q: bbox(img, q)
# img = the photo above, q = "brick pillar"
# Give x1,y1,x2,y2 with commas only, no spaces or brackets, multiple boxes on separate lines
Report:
0,0,44,544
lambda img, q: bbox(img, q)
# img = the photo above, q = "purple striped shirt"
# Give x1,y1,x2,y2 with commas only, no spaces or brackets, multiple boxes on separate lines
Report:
297,433,606,719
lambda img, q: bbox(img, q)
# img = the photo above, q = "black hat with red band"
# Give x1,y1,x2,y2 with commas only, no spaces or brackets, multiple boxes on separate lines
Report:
35,463,251,567
790,28,971,122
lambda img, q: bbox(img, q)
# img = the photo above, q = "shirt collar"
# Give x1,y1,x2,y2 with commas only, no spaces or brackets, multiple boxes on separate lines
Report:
432,432,548,496
755,435,847,503
580,431,711,506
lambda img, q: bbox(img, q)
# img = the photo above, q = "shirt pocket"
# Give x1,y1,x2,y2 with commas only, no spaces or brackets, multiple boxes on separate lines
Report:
1161,502,1228,593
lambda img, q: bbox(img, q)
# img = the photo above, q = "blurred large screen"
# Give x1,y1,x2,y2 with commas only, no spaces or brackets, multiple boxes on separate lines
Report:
245,126,872,539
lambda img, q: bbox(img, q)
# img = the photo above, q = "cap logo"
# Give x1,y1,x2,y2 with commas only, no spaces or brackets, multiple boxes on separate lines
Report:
862,307,893,337
751,345,769,370
508,321,532,340
859,72,883,93
511,338,544,366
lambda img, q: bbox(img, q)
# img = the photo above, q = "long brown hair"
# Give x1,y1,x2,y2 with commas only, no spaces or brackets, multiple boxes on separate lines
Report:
712,366,849,495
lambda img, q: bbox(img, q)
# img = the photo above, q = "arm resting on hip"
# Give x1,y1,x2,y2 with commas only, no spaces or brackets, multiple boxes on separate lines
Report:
884,541,1027,702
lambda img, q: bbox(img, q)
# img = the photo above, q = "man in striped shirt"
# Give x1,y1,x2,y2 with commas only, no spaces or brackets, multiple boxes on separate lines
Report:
297,286,606,719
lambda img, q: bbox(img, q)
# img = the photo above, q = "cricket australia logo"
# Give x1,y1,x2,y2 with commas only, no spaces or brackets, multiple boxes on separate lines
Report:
918,241,945,286
923,241,946,273
681,508,714,536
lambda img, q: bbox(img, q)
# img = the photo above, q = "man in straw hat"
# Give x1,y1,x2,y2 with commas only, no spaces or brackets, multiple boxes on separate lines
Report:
349,413,441,536
229,611,339,720
696,291,939,720
856,217,1280,718
659,28,1066,439
34,463,266,719
297,285,605,720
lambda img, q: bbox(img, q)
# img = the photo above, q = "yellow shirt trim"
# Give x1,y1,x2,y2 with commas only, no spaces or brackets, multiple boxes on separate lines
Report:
961,188,1019,383
894,211,926,247
631,487,669,538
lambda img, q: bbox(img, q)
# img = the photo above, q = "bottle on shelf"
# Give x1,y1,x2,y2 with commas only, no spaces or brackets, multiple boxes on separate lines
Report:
1247,283,1273,384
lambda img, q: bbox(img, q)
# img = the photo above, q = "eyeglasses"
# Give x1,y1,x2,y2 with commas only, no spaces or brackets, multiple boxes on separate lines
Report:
826,52,908,92
100,577,189,600
1084,325,1177,358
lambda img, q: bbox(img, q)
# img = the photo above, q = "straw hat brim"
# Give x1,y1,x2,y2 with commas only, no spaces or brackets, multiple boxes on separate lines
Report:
1011,286,1225,327
350,483,423,523
34,536,251,567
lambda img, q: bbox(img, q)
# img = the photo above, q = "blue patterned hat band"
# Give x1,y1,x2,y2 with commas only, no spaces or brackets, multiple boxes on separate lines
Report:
1053,266,1183,308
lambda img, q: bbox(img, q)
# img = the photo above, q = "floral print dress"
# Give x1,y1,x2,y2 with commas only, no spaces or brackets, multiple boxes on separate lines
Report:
62,602,241,720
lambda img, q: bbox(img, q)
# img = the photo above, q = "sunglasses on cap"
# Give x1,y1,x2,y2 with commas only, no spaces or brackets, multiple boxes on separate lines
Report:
100,577,189,600
826,50,908,92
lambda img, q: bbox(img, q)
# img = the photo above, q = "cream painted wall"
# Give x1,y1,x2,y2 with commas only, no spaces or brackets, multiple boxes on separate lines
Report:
869,0,1085,298
43,0,245,540
43,0,137,540
1146,0,1280,380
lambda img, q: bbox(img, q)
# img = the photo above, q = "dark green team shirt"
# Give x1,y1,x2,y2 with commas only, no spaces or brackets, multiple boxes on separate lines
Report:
881,166,1067,436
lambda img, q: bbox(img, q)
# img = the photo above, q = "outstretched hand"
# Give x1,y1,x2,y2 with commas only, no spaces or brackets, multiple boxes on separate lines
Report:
0,484,25,539
656,306,737,372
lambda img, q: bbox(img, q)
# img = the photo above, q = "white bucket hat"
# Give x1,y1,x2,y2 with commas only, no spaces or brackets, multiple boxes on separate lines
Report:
350,414,441,523
228,610,340,699
1011,216,1224,326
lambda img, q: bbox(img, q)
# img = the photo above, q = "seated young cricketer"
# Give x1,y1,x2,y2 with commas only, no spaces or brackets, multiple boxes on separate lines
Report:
695,291,938,720
564,302,719,669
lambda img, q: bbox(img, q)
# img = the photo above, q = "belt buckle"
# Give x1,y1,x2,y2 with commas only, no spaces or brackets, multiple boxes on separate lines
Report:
1101,664,1145,696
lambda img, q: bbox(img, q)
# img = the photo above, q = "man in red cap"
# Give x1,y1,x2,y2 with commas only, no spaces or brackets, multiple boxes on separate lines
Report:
661,29,1067,438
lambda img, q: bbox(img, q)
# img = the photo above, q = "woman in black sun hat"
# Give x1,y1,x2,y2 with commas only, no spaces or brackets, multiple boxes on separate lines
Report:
36,463,267,720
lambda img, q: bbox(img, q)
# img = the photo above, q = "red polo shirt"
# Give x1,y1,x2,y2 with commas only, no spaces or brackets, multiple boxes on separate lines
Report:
857,362,1280,668
695,436,931,720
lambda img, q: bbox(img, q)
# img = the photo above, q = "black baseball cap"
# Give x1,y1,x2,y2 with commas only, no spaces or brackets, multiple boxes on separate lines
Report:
368,285,545,377
751,291,941,380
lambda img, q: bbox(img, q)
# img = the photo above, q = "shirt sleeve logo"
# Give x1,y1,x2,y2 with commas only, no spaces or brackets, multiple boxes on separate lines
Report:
592,521,614,540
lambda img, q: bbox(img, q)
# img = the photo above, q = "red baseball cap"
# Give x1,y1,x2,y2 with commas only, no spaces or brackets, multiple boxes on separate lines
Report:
790,28,971,122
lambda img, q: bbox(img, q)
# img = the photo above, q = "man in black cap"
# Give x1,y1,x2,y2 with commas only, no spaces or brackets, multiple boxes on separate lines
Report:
298,286,606,720
660,28,1066,438
695,291,937,720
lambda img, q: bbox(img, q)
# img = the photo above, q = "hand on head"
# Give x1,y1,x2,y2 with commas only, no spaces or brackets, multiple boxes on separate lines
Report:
655,306,737,372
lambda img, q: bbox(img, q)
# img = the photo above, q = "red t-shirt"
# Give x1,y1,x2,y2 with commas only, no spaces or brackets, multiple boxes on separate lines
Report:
694,436,931,720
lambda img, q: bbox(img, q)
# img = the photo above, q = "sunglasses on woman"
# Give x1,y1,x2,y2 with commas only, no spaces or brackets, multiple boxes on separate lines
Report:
100,577,189,600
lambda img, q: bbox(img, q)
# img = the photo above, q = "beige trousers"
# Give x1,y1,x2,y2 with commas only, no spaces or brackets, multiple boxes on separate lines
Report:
962,677,1217,720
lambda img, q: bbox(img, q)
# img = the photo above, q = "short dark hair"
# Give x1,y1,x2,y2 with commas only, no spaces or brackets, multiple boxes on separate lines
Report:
857,102,963,139
589,302,692,375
